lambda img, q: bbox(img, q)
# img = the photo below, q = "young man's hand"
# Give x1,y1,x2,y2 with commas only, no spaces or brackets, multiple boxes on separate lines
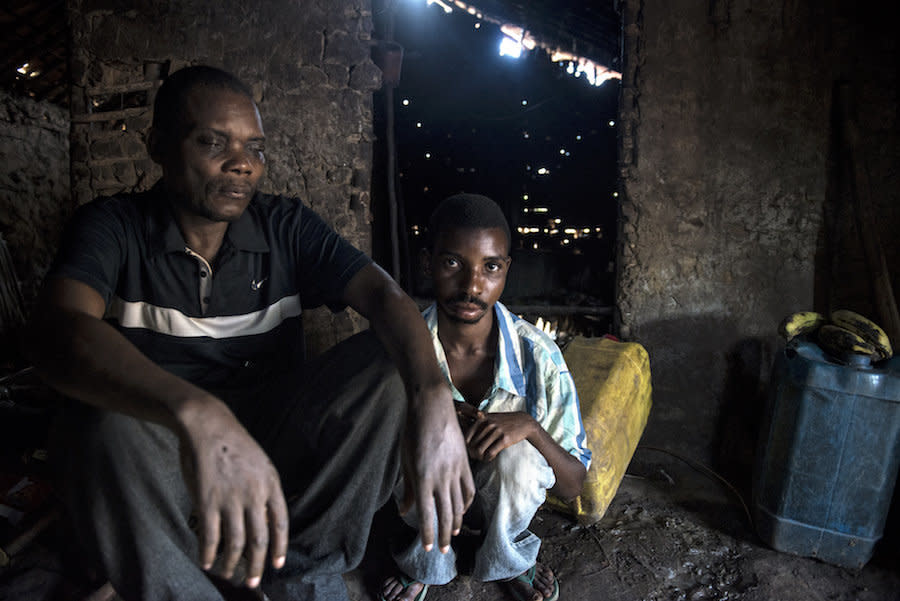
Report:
455,401,587,500
178,400,288,588
456,402,536,462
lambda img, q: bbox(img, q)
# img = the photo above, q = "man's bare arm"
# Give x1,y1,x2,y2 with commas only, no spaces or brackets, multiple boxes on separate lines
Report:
25,277,288,588
341,263,475,553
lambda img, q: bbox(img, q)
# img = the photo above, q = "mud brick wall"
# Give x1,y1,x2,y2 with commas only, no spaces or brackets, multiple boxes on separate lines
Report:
0,90,71,308
68,0,383,355
617,0,900,465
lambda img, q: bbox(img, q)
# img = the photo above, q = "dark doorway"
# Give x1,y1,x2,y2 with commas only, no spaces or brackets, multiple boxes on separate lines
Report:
372,1,621,333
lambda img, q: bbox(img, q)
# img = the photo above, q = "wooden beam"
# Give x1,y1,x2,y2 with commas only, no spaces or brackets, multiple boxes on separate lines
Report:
836,82,900,347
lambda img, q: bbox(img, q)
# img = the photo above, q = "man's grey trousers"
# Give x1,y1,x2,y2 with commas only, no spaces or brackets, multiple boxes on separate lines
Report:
50,331,405,601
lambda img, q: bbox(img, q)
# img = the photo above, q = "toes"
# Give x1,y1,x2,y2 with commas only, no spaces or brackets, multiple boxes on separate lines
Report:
380,577,425,601
402,581,426,601
381,576,402,601
507,575,543,601
532,564,557,598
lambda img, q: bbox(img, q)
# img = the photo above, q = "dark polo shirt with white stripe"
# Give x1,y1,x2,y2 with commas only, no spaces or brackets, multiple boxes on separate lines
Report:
48,182,371,405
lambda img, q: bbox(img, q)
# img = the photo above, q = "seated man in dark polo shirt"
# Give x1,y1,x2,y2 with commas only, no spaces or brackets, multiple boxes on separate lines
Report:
25,66,473,601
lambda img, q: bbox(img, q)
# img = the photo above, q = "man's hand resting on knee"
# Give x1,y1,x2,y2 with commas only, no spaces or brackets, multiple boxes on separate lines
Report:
340,264,476,556
178,398,289,589
27,279,289,590
399,383,475,555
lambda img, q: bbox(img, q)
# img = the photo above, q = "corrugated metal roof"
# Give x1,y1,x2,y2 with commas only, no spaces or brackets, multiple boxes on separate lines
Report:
0,0,621,108
465,0,621,69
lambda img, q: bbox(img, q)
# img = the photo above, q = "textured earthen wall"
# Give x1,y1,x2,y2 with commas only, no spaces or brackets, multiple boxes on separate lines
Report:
617,0,899,463
68,0,383,355
0,90,71,308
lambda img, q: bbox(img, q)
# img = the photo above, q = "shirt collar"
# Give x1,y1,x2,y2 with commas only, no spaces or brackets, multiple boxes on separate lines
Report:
145,180,270,257
492,301,527,397
423,301,527,400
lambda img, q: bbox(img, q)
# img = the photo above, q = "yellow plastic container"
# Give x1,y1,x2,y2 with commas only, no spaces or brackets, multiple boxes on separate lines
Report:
547,336,652,524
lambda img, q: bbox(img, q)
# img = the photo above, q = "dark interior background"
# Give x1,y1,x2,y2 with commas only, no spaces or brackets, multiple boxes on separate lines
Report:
371,2,620,314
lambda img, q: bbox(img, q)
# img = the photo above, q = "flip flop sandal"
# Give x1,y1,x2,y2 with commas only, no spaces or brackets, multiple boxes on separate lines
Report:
378,574,429,601
505,564,560,601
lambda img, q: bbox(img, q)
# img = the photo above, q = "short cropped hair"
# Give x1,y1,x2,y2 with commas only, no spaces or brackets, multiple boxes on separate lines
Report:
428,193,511,254
152,66,254,142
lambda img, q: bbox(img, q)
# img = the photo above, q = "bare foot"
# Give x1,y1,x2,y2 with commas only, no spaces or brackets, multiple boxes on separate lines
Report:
505,563,558,601
380,575,428,601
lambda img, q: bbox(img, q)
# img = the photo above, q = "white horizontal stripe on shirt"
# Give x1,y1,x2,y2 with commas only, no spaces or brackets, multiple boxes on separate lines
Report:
106,294,302,339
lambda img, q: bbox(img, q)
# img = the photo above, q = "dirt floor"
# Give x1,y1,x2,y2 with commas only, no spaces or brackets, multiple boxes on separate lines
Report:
3,448,898,601
348,451,900,601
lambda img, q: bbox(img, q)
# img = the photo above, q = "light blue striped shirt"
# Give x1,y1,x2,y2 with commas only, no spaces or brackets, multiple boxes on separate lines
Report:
423,301,592,469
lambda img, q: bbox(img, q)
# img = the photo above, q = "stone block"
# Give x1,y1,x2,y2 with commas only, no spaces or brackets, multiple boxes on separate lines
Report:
125,115,152,133
296,66,329,89
349,61,382,92
89,138,123,160
70,140,89,163
324,30,368,65
324,63,349,86
334,89,363,126
134,159,160,188
113,162,137,187
326,166,353,185
123,135,147,158
351,168,368,188
91,163,116,185
296,23,326,65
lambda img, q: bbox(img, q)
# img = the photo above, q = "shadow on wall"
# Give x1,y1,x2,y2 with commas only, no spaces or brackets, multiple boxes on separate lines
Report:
714,337,776,501
633,315,778,474
640,320,900,564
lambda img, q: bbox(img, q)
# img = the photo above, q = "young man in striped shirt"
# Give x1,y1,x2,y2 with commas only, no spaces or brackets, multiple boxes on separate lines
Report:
381,194,590,601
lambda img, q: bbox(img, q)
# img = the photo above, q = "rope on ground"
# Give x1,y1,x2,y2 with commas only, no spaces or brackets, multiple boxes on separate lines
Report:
633,445,754,527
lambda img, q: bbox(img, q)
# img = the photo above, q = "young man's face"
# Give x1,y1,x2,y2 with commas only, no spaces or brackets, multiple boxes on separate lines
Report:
430,226,510,325
157,86,266,223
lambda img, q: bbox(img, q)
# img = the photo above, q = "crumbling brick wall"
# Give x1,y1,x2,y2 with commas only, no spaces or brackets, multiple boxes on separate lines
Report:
68,0,383,355
0,90,71,309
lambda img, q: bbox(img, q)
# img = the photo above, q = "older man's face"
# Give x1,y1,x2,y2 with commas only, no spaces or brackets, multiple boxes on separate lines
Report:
160,86,266,223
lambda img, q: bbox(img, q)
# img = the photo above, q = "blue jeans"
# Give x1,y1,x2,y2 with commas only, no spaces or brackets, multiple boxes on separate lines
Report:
392,441,556,585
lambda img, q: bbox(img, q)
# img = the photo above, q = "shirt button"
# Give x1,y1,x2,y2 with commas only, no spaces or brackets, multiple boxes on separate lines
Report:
202,296,210,304
200,271,207,278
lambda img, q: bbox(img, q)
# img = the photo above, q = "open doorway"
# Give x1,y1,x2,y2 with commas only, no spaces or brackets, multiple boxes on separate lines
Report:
372,0,621,337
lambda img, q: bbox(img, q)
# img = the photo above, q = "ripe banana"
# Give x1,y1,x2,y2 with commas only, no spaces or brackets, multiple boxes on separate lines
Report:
830,309,893,360
817,324,878,360
778,311,826,342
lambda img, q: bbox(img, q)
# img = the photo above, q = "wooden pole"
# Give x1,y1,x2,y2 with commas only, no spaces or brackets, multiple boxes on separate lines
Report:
835,83,900,347
384,3,401,283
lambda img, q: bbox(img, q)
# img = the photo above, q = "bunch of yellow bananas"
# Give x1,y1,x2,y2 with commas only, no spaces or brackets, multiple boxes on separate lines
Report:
778,309,893,362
